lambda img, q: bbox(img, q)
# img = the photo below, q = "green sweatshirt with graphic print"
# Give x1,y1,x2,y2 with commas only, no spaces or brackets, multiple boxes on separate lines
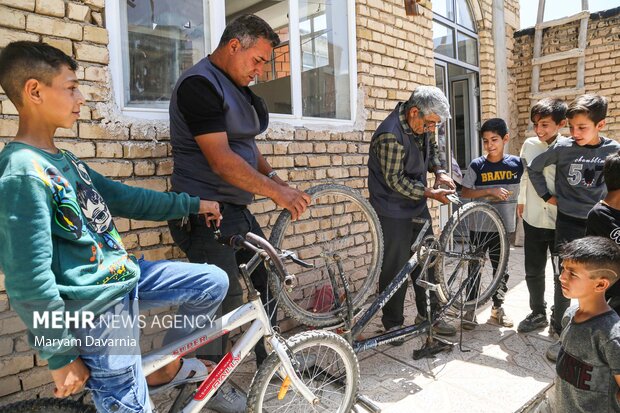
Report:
0,142,200,369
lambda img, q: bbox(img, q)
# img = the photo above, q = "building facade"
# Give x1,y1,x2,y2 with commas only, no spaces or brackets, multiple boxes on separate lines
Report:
0,0,521,401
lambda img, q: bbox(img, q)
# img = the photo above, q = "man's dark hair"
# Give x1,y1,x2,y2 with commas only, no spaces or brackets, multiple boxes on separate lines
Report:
566,94,608,124
560,236,620,285
218,15,280,49
480,118,508,138
530,98,568,124
0,41,78,107
603,151,620,192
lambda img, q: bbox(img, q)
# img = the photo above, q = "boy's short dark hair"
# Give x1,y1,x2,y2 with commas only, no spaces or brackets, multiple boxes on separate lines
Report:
560,236,620,286
480,118,508,138
566,94,608,124
530,98,568,124
0,41,77,107
218,14,280,49
603,151,620,192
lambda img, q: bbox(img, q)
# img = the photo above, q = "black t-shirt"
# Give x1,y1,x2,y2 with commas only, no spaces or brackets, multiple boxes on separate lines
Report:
587,201,620,299
586,201,620,243
176,64,253,137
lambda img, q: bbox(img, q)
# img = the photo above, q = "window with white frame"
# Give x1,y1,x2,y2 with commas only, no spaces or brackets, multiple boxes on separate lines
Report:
106,0,356,124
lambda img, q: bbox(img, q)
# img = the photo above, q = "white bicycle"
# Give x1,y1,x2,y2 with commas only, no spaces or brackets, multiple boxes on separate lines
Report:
1,232,360,413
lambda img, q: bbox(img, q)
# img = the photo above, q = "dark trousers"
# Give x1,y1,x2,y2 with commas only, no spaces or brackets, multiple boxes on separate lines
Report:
551,212,587,333
168,203,275,365
378,211,436,330
466,231,509,308
523,220,556,315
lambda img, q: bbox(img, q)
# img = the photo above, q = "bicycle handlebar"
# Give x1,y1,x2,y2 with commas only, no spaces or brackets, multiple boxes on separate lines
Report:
217,232,296,288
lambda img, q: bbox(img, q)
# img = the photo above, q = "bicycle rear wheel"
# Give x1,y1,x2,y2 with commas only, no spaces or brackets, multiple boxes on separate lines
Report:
435,202,509,310
247,330,359,413
269,184,383,327
0,398,96,413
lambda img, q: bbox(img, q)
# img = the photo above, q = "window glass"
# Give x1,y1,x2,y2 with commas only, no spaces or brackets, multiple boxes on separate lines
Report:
456,0,475,31
457,32,477,65
433,21,455,59
111,0,356,122
122,0,207,108
229,0,294,115
298,0,350,119
432,0,455,20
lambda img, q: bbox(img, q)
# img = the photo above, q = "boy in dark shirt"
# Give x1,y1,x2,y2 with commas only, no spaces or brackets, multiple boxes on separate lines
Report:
0,41,228,412
587,151,620,243
587,151,620,313
461,118,524,329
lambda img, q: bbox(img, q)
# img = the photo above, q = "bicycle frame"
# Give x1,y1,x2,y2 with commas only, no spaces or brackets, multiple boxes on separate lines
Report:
346,220,482,353
141,234,319,412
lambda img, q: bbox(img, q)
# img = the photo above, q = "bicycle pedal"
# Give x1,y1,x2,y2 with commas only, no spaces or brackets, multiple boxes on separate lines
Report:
412,338,453,360
415,279,439,291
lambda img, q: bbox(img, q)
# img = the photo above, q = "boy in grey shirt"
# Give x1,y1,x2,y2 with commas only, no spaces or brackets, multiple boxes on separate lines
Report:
554,236,620,412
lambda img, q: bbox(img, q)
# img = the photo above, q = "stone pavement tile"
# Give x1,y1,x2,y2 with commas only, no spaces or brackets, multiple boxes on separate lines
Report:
374,358,550,413
454,325,516,355
380,333,482,374
501,331,556,378
357,351,429,403
444,355,551,406
378,377,497,413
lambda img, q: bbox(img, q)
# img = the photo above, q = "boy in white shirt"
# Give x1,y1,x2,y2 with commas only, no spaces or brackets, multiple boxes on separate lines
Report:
517,98,567,333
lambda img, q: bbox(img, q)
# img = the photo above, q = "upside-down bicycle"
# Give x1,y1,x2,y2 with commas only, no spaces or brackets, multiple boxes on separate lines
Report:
266,183,509,357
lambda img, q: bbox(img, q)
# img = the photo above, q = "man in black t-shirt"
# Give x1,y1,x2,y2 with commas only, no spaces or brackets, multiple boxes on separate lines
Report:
586,151,620,313
167,15,310,413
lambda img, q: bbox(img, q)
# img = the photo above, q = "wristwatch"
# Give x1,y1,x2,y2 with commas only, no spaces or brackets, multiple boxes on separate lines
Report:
435,169,448,175
267,170,278,179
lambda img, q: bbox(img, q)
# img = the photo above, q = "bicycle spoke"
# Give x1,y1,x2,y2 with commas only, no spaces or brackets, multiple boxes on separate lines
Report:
436,202,509,310
268,185,383,327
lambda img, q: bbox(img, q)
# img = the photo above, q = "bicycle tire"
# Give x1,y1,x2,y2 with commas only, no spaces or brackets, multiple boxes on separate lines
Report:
268,184,383,327
247,330,360,413
435,201,509,310
0,398,96,413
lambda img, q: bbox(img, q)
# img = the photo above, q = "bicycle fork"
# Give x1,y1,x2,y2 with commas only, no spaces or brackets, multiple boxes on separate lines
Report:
270,336,320,406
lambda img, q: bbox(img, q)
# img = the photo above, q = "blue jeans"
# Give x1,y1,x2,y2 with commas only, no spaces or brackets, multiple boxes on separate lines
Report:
168,203,276,365
81,258,228,413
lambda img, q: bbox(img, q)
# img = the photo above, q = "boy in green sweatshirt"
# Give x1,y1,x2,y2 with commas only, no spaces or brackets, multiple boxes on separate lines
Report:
0,41,229,412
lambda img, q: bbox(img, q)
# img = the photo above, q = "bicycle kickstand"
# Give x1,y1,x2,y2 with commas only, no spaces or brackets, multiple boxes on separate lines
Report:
353,393,382,413
412,282,453,360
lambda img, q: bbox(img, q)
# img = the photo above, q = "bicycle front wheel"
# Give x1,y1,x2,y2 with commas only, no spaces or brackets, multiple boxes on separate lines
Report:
435,202,509,310
247,330,360,413
269,184,383,327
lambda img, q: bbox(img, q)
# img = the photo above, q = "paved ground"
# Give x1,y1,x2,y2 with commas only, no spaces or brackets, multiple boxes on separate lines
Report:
219,245,561,413
351,245,559,413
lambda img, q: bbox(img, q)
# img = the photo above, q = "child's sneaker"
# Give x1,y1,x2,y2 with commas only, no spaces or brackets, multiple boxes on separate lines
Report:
490,306,513,327
461,310,478,330
517,312,548,333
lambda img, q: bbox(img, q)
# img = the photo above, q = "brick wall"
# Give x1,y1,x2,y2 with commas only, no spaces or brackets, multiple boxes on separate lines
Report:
0,0,518,403
512,7,620,149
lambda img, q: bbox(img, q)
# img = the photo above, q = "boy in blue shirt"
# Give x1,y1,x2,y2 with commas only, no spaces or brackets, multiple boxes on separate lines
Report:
0,41,230,412
461,118,524,329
